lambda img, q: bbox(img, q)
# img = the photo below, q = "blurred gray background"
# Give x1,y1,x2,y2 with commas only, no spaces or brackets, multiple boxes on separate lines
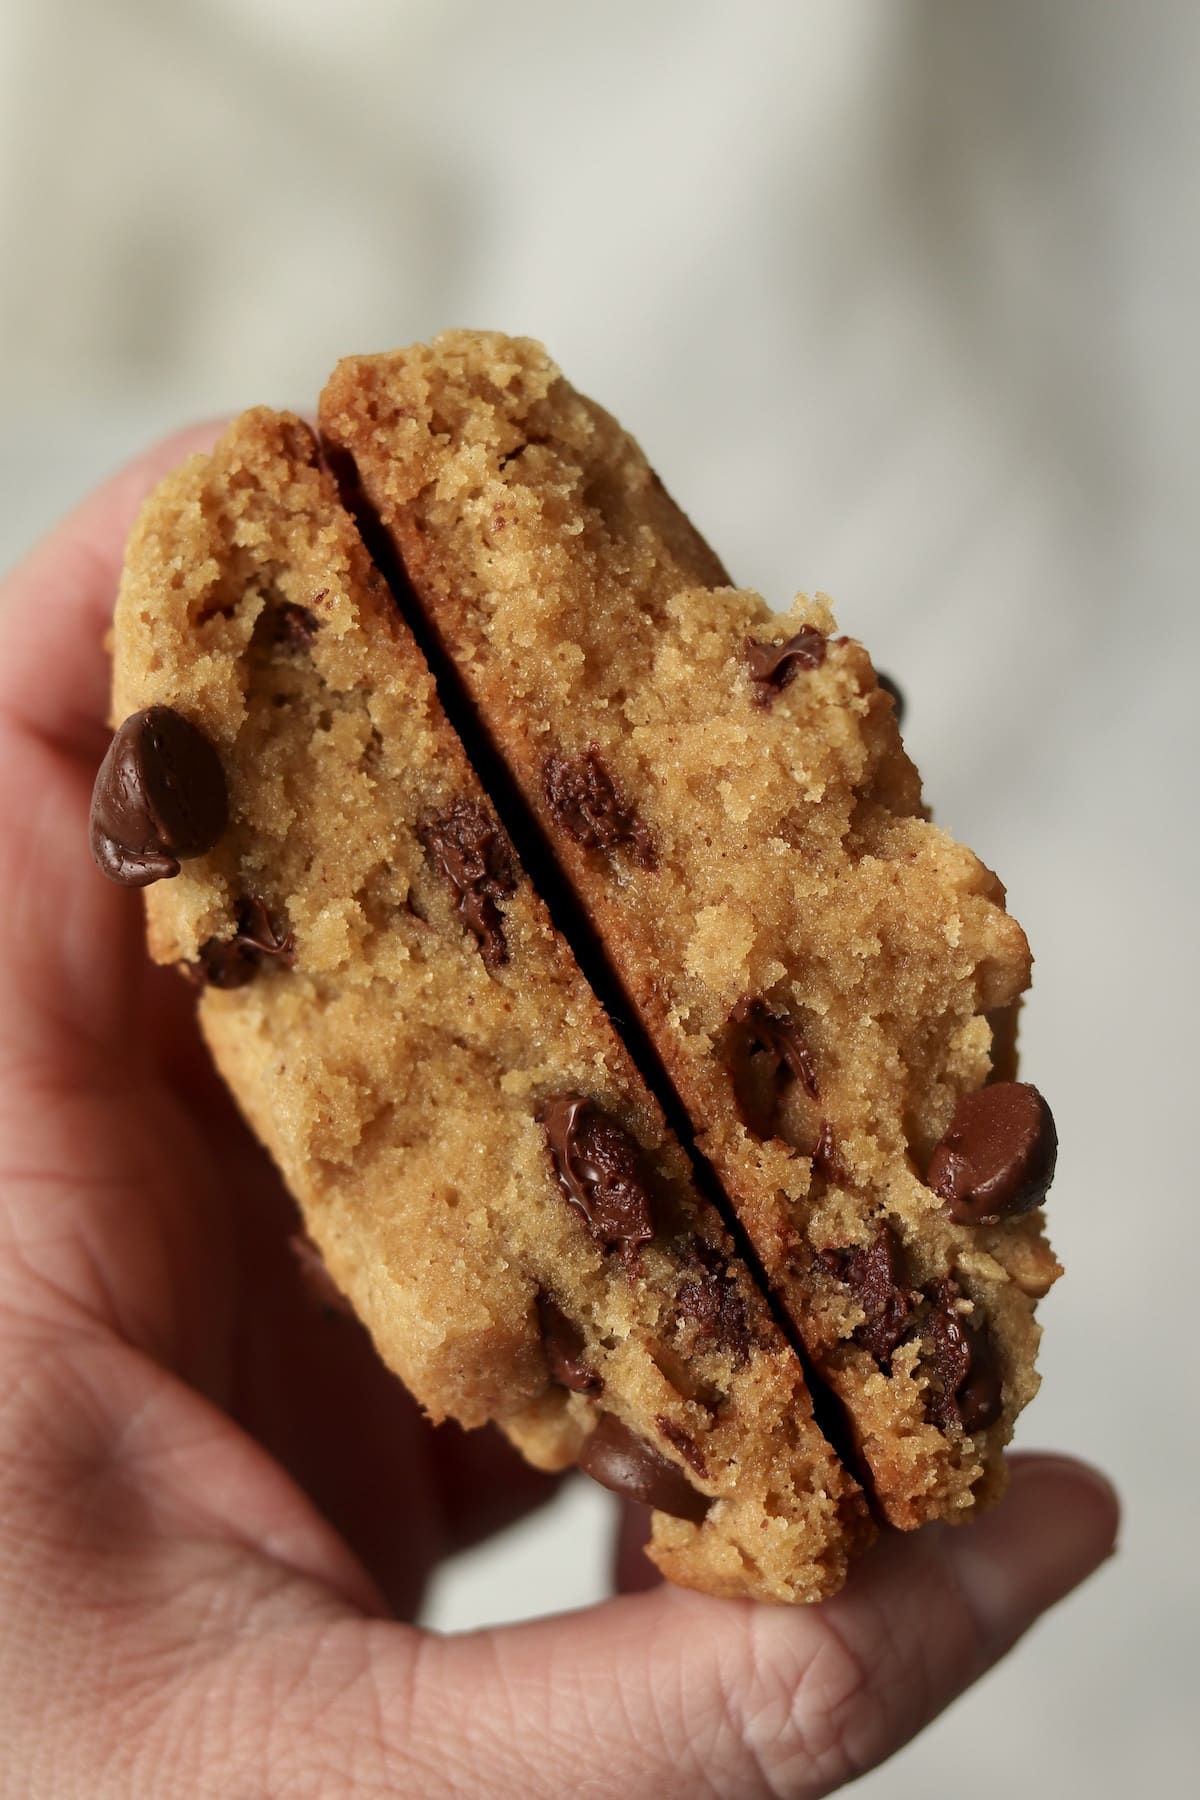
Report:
1,0,1195,1792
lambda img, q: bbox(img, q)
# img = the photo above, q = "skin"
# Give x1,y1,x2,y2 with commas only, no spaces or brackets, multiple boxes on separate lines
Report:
0,427,1119,1798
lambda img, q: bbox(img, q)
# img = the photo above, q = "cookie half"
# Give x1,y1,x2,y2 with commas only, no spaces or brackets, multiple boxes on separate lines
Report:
99,407,871,1602
320,331,1062,1530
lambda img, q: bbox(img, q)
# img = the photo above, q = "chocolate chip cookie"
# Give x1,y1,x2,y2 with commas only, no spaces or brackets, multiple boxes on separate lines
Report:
93,334,1062,1591
95,408,870,1603
319,331,1061,1530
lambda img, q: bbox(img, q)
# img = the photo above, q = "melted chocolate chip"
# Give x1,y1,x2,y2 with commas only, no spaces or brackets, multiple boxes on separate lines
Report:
924,1278,1003,1434
417,798,519,970
90,707,228,887
578,1415,711,1522
189,896,296,989
745,627,827,699
876,671,905,726
677,1240,751,1363
928,1083,1058,1225
535,1291,602,1396
541,1096,656,1247
542,749,656,868
728,996,820,1139
818,1223,915,1365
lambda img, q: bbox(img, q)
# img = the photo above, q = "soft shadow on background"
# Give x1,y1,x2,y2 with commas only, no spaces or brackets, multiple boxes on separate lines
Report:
1,2,1195,1793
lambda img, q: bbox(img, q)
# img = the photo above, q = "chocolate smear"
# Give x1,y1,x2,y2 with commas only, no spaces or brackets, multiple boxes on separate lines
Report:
542,748,656,868
745,627,827,700
928,1082,1058,1225
536,1291,602,1396
90,706,228,887
578,1415,711,1522
417,797,519,970
271,600,322,646
541,1096,656,1248
729,996,820,1140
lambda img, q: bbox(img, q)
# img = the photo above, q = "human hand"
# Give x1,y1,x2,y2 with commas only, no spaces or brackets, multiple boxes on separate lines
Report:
0,431,1119,1798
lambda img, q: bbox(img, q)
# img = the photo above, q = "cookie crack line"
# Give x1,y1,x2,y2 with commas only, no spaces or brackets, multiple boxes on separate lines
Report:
321,431,881,1508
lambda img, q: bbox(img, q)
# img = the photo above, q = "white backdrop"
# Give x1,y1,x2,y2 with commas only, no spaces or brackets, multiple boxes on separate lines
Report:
1,3,1195,1793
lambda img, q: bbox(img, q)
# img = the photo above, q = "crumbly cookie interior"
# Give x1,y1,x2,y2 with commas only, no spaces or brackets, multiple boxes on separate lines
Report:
110,406,870,1602
321,333,1061,1527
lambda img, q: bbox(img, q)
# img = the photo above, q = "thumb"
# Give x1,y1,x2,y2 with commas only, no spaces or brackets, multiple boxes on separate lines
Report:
377,1454,1116,1798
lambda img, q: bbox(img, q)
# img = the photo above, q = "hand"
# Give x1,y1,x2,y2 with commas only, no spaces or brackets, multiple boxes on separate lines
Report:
0,431,1118,1799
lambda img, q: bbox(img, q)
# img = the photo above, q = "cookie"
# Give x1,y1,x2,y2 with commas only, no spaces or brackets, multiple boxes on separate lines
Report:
319,330,1061,1530
95,408,871,1603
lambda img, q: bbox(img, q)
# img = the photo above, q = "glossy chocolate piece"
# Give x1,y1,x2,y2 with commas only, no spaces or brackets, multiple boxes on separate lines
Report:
90,706,228,887
578,1415,711,1522
541,1095,656,1247
928,1083,1058,1224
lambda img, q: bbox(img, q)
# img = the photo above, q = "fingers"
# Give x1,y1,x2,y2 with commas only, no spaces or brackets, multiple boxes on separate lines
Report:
284,1453,1116,1799
0,423,227,1066
0,422,225,757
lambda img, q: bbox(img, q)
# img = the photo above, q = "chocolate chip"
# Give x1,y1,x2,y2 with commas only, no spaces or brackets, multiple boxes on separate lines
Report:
677,1241,751,1363
189,896,296,989
818,1223,915,1365
542,749,656,868
90,706,228,887
745,627,827,699
728,996,820,1139
271,601,321,646
578,1415,711,1522
417,798,519,970
540,1096,656,1248
928,1082,1058,1225
875,671,905,724
535,1291,602,1396
924,1278,1003,1434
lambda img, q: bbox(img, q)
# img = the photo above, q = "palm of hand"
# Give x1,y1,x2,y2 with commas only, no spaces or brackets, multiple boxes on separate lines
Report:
0,429,1116,1798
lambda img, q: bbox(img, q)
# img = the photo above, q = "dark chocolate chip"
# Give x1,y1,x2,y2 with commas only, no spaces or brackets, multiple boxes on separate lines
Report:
536,1291,602,1396
928,1082,1058,1225
417,797,519,970
540,1095,656,1248
818,1223,915,1365
90,706,228,887
289,1232,355,1318
745,627,827,699
676,1240,751,1363
189,896,296,989
578,1415,711,1522
924,1278,1003,1434
728,996,820,1140
542,748,656,868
